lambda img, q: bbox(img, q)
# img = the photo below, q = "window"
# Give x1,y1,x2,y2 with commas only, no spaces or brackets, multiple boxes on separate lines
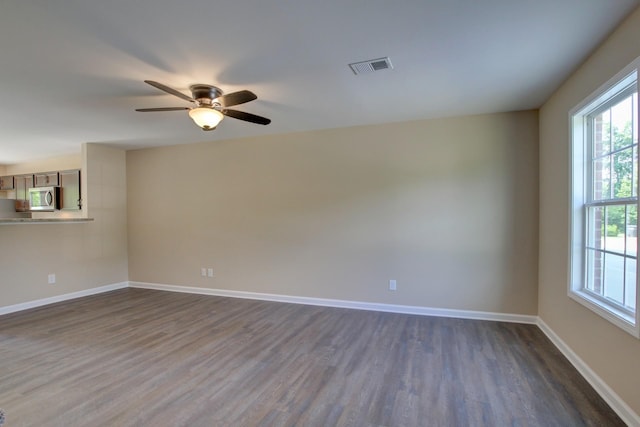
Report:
570,58,640,337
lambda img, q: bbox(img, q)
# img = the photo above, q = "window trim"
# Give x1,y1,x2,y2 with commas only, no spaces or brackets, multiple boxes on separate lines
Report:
568,57,640,338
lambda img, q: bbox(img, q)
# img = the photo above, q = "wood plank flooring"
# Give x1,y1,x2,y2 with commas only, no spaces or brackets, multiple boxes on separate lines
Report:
0,288,624,426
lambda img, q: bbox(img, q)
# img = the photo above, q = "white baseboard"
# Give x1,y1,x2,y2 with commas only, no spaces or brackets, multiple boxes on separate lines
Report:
128,281,538,324
537,318,640,427
0,282,128,316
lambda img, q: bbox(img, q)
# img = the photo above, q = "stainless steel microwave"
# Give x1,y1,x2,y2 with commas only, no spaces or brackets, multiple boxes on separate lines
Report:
28,186,60,211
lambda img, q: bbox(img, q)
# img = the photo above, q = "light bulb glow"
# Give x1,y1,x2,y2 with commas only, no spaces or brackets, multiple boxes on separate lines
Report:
188,107,224,130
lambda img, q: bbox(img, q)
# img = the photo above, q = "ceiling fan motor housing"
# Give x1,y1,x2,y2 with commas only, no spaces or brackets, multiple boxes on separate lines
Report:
190,84,223,106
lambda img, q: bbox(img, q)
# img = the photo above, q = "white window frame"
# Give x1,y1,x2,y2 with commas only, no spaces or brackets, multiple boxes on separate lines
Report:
569,57,640,338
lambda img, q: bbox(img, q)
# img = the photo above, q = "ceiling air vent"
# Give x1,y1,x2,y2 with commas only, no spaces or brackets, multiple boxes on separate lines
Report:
349,57,393,75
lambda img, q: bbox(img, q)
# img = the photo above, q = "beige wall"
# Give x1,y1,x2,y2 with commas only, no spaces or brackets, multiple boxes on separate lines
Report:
0,144,128,307
539,7,640,417
128,111,539,314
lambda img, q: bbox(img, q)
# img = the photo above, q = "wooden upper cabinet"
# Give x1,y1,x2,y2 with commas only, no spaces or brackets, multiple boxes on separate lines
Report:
13,174,34,201
34,172,59,187
0,176,14,190
59,169,81,210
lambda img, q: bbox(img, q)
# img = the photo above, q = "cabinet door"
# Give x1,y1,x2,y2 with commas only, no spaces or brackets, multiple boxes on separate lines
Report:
34,172,59,187
60,169,81,210
0,176,14,190
14,175,34,201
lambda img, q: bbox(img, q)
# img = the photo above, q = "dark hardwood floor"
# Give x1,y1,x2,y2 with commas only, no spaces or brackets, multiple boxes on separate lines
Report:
0,288,624,426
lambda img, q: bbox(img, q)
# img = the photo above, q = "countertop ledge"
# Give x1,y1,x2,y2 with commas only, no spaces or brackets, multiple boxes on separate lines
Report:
0,218,94,224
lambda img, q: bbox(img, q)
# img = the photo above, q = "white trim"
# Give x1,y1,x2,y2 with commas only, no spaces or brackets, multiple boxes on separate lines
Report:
568,56,640,338
568,289,639,337
537,318,640,427
128,281,538,324
0,282,128,316
569,57,639,116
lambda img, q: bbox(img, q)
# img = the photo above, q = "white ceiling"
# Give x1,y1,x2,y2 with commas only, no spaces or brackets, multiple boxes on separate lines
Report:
1,0,638,164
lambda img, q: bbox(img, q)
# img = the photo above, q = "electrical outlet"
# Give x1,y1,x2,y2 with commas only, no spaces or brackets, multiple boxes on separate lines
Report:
207,268,214,278
48,274,56,284
201,268,207,277
389,279,397,291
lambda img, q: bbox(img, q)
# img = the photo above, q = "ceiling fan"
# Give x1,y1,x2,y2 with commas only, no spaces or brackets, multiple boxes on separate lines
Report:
136,80,271,131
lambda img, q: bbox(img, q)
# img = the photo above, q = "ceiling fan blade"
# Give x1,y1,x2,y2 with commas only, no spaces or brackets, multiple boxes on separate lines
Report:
216,90,257,107
135,107,190,112
222,109,271,125
144,80,194,103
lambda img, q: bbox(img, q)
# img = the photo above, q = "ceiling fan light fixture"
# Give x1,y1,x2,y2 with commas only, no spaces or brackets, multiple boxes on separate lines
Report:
188,107,224,130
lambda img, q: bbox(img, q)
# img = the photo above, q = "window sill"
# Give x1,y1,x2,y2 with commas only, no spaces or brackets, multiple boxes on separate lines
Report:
569,289,639,338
